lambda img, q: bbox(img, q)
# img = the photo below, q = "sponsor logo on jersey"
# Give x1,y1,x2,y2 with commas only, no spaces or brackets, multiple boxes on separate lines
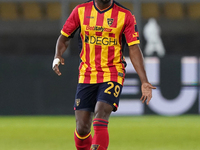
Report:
118,72,124,77
86,16,94,19
132,32,138,38
86,25,112,32
85,35,117,46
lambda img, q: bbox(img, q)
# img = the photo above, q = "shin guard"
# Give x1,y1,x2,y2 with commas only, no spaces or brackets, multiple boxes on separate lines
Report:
91,118,109,150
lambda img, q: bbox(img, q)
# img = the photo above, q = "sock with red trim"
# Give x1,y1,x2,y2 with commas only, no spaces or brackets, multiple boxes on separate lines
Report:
74,129,92,150
91,118,109,150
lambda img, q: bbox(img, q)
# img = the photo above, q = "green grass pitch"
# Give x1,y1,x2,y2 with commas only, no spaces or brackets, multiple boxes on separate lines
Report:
0,115,200,150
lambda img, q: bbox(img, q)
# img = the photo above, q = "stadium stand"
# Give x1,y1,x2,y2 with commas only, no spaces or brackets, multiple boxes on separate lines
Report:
69,2,81,13
120,2,134,12
164,3,184,20
142,3,160,19
0,2,19,20
0,1,199,56
0,1,200,21
46,2,61,20
21,2,42,20
187,3,200,19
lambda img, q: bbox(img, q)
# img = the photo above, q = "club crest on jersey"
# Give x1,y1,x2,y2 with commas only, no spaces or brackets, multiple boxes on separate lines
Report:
76,99,80,106
91,144,100,150
107,18,114,26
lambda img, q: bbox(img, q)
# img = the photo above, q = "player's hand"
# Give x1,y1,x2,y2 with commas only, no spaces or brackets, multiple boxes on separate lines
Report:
140,82,156,105
52,57,65,76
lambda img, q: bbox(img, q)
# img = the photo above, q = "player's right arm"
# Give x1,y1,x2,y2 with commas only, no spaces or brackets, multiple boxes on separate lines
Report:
52,5,80,76
52,35,70,76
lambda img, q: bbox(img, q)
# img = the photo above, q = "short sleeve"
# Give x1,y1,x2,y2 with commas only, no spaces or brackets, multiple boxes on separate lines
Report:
123,13,140,46
61,6,80,37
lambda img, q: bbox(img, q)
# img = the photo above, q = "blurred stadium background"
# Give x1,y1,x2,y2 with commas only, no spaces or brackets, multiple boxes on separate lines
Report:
0,0,200,149
0,0,200,116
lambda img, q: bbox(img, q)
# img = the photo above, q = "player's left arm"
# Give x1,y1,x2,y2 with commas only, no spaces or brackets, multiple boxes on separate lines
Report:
129,44,156,105
123,12,156,105
124,12,156,104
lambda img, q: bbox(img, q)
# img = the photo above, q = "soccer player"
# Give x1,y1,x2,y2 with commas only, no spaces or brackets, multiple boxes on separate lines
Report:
52,0,156,150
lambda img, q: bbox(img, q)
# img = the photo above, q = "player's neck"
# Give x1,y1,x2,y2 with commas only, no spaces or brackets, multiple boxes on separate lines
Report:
95,0,113,11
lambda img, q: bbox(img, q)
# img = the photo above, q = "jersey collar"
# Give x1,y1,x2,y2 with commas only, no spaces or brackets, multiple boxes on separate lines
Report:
93,0,114,13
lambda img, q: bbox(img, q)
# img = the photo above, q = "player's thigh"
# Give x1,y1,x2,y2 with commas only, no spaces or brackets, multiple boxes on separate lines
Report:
74,83,98,112
94,101,113,120
97,81,123,112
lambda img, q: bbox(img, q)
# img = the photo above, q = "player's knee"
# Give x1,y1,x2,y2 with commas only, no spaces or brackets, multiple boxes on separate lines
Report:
76,122,91,136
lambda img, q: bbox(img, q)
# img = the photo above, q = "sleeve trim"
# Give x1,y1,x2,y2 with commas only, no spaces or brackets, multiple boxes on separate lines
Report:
61,30,70,37
127,40,140,46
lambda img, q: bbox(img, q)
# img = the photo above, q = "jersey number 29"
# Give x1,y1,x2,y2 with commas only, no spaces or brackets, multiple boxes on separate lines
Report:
104,82,120,98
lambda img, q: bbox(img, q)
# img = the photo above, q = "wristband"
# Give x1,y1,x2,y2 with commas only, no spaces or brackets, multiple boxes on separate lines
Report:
52,58,60,69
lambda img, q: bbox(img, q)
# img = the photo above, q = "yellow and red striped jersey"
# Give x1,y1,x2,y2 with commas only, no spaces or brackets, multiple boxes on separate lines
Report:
61,0,140,85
